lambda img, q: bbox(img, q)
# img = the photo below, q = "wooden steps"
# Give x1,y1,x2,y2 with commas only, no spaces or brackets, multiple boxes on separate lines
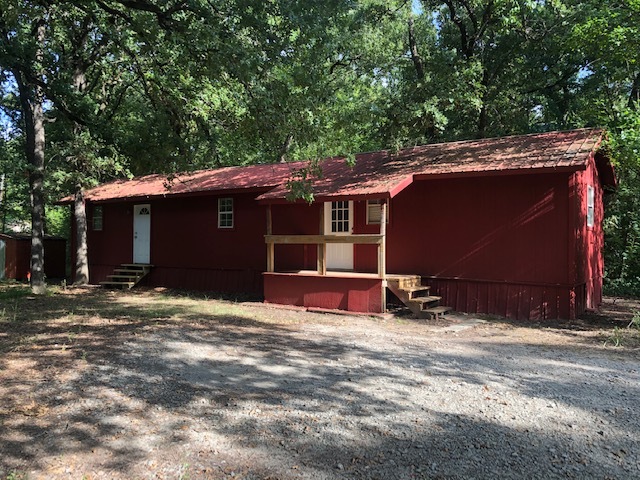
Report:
100,264,152,289
423,306,452,320
386,275,452,320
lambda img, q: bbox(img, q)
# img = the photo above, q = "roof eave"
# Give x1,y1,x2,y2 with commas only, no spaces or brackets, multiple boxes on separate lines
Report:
59,185,279,205
413,164,585,182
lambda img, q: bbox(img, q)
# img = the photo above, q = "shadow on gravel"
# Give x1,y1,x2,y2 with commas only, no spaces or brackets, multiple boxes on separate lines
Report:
0,287,638,478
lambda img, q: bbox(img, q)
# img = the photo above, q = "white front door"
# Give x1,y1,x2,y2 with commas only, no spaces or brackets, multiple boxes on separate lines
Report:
0,239,5,280
133,204,151,264
324,201,354,270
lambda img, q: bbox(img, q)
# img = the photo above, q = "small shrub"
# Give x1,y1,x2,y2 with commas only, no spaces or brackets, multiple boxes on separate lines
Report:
604,327,624,347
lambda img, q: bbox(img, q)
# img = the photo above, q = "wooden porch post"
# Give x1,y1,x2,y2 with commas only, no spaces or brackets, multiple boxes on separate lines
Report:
317,203,326,275
266,205,274,272
379,200,387,312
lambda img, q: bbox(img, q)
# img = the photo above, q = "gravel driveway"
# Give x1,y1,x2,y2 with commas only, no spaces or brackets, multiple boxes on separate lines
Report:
1,290,639,479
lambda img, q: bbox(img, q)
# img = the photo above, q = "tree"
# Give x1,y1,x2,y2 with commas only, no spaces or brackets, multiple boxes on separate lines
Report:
0,2,49,293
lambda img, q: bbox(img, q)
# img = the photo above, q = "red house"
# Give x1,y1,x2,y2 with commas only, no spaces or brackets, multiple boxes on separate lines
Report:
63,129,615,320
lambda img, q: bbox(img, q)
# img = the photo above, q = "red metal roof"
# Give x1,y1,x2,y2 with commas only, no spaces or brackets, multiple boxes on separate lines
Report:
66,128,610,204
258,128,609,202
61,162,308,203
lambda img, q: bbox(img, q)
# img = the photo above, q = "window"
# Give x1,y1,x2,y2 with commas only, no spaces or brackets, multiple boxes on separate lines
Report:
92,206,103,231
366,199,389,225
218,198,233,228
331,201,350,233
587,185,595,228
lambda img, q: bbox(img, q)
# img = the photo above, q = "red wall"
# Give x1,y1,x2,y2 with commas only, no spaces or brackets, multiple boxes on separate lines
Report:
384,174,570,283
0,235,66,280
264,272,383,313
574,154,605,311
86,192,269,293
271,203,320,271
351,173,583,319
1,237,22,279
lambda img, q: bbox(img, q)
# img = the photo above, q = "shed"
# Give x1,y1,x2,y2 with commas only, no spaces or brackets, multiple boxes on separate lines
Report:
0,233,67,281
61,128,615,321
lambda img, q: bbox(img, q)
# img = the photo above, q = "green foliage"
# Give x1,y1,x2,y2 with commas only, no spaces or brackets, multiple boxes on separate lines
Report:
604,326,624,347
4,470,28,480
45,205,70,238
0,284,30,301
0,136,29,232
0,0,640,294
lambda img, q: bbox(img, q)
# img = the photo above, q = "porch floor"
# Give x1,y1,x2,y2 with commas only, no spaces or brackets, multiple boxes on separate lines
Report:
266,270,416,281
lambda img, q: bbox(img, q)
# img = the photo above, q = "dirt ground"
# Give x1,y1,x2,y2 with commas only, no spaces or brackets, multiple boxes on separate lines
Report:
1,284,639,479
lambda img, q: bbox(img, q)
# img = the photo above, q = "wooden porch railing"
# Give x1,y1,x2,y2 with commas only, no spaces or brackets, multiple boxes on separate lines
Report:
264,202,387,278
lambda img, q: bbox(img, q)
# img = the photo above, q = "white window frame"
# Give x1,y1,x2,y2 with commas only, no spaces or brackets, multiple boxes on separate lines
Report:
218,197,234,229
92,205,103,231
366,199,389,225
328,201,351,233
587,185,595,228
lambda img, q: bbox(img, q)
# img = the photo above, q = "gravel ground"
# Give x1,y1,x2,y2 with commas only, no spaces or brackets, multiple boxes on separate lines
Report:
1,290,639,479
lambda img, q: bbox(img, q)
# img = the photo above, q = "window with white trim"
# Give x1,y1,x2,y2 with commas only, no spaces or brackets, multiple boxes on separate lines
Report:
330,201,350,233
218,198,234,228
366,199,389,225
92,206,103,231
587,185,595,228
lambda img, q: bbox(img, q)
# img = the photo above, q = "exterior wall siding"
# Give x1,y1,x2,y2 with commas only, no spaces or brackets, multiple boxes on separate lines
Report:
353,173,582,320
421,277,577,321
78,166,607,320
574,154,606,310
0,235,66,280
263,272,383,313
86,192,269,293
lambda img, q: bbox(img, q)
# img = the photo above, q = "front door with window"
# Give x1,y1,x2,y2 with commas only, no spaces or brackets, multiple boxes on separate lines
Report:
133,204,151,264
324,201,353,270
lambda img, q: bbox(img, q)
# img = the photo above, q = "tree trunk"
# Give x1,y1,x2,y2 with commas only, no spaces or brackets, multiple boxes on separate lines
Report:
74,189,90,284
408,15,425,81
279,133,294,163
14,21,47,294
16,78,46,294
476,69,490,138
68,32,93,285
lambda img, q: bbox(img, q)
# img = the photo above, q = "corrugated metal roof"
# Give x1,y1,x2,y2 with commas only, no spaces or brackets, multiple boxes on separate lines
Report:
257,128,607,202
67,128,608,204
61,162,308,203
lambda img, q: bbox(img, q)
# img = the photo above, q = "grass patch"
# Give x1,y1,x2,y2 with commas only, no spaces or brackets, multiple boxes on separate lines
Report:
0,283,31,301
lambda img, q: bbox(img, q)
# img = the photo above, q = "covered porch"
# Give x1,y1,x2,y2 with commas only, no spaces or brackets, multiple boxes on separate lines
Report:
262,201,449,317
262,200,389,313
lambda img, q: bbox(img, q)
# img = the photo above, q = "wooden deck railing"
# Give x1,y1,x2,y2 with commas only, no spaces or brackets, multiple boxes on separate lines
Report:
264,202,387,278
